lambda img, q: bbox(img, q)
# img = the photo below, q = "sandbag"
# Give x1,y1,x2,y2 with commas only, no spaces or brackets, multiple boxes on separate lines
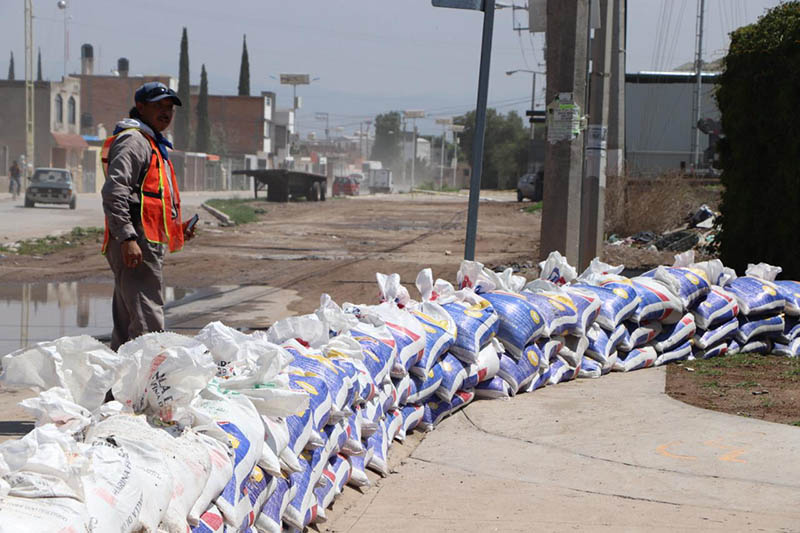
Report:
774,280,800,316
547,359,579,384
655,340,692,366
571,283,640,331
773,338,800,357
694,342,729,360
408,364,444,404
462,339,501,390
577,357,603,379
613,346,657,372
620,321,662,351
692,285,739,330
436,353,468,402
475,376,514,399
725,275,784,316
255,476,295,533
643,265,710,308
496,345,541,393
557,335,589,367
735,314,784,344
629,276,683,324
652,313,696,353
693,316,739,350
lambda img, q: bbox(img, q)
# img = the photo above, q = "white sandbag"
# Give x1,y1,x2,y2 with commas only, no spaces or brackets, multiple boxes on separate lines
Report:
113,332,216,425
577,357,603,379
773,338,800,357
18,386,92,435
0,495,89,532
0,335,126,411
539,250,578,285
85,415,211,533
195,321,294,386
620,321,662,351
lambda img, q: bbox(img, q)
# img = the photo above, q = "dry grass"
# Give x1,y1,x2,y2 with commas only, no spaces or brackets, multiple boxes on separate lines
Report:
605,172,719,237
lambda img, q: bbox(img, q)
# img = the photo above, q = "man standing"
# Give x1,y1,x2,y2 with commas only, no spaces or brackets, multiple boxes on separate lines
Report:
8,160,21,198
101,82,195,350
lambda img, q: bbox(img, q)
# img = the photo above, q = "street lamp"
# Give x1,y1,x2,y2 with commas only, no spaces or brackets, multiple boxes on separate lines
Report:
273,74,319,165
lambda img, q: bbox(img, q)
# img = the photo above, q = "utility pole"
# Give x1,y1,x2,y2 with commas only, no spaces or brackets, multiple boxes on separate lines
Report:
436,117,453,189
403,110,425,190
691,0,706,169
24,0,35,188
579,0,614,270
451,124,465,189
57,1,68,78
539,0,590,264
507,69,544,171
606,0,625,178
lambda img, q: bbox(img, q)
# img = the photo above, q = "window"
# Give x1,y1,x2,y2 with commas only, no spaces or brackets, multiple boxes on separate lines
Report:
68,97,76,125
55,94,63,123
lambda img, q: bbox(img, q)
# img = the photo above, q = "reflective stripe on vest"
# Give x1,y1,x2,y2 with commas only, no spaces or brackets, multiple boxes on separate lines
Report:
101,128,184,254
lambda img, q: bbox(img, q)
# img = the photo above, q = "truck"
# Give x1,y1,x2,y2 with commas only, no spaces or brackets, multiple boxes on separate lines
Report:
361,161,393,194
231,169,327,202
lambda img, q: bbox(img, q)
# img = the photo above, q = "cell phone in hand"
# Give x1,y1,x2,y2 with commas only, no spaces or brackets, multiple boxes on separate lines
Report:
186,214,199,233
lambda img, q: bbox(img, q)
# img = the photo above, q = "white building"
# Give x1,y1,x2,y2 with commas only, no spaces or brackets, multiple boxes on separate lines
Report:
626,71,720,175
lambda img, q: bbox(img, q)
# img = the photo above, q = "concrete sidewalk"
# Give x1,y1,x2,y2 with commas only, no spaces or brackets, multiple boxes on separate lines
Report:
324,367,800,532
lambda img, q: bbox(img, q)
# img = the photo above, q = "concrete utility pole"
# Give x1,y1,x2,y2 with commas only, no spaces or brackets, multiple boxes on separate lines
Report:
605,0,625,178
540,0,590,264
579,0,614,269
435,117,453,189
691,0,706,169
24,0,35,187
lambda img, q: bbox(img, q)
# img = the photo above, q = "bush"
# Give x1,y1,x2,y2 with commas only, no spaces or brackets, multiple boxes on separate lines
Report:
716,2,800,277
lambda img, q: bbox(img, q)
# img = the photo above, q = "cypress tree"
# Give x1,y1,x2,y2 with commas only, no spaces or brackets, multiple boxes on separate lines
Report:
8,51,14,80
195,64,210,153
237,34,250,96
174,27,191,150
37,48,42,81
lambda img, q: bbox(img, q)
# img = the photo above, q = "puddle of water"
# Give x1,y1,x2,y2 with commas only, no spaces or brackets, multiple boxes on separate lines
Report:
0,282,193,356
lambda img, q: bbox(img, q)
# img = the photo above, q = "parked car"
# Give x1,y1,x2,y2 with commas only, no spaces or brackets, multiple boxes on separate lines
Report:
517,170,543,202
332,176,360,197
25,168,77,209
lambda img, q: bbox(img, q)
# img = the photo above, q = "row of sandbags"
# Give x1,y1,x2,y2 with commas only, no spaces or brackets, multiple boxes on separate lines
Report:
0,251,797,533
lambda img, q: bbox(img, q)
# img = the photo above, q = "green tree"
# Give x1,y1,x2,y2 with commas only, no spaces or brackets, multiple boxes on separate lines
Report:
455,108,528,189
716,1,800,276
8,51,14,80
174,27,191,150
238,34,250,96
370,111,403,168
195,64,210,153
37,48,42,81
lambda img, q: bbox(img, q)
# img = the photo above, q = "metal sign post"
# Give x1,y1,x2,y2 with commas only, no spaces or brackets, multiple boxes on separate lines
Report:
432,0,496,261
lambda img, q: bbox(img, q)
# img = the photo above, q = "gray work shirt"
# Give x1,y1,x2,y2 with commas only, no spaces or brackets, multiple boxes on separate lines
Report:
101,119,177,242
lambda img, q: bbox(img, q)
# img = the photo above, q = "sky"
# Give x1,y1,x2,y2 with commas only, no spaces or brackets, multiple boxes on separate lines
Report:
0,0,783,137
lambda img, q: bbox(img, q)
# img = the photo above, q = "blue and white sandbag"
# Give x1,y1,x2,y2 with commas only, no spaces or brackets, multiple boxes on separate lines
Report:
535,337,563,369
724,264,784,316
557,335,589,367
585,323,625,366
418,396,452,431
577,356,603,379
345,453,371,489
738,338,773,354
408,302,456,375
475,376,514,399
655,340,692,366
548,359,579,384
428,278,499,364
562,286,602,336
773,338,800,357
642,265,710,309
365,419,390,477
435,353,468,402
348,323,396,386
693,315,739,350
496,344,541,393
571,283,640,331
777,317,800,344
613,346,657,372
629,276,684,324
462,339,501,390
620,321,662,351
692,285,739,330
407,364,444,404
774,280,800,316
693,342,728,360
396,404,425,441
522,280,580,336
735,314,784,344
538,250,578,285
385,408,404,442
652,313,696,353
255,476,295,533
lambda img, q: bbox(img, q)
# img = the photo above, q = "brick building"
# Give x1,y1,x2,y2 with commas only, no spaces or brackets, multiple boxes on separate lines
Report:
0,77,86,188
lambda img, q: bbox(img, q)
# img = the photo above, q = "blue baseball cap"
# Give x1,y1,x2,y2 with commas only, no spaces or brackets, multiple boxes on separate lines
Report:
134,81,182,106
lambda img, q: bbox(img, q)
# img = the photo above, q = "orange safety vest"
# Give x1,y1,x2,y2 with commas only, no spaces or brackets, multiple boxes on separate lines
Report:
101,128,184,254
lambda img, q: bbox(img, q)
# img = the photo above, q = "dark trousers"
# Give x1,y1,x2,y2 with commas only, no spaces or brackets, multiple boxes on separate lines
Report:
105,235,166,351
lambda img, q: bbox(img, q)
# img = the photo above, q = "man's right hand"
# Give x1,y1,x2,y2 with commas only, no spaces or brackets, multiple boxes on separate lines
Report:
121,239,143,269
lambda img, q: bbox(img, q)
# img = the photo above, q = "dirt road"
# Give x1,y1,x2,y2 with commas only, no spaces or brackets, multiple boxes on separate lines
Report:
0,191,535,323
